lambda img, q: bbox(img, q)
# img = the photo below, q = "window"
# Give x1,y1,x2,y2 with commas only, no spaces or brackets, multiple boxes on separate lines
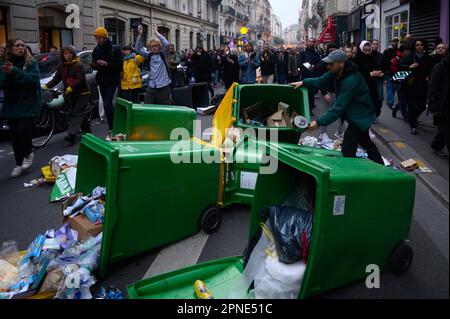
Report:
0,7,7,45
385,11,409,46
105,18,125,46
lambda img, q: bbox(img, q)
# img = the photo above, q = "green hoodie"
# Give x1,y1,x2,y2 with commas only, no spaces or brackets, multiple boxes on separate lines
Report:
0,59,41,119
303,61,376,131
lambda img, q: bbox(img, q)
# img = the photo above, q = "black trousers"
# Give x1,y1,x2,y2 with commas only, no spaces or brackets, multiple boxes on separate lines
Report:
406,93,427,129
341,124,384,165
119,88,141,104
144,85,172,105
9,117,34,166
98,85,118,131
67,94,91,137
431,113,449,152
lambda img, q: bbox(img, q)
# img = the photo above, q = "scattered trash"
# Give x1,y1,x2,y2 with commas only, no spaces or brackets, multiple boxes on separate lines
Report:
240,101,300,129
106,133,126,142
50,167,77,202
194,280,214,299
197,105,218,115
50,155,78,177
41,166,57,183
401,159,419,171
300,136,319,148
23,183,34,188
95,286,124,299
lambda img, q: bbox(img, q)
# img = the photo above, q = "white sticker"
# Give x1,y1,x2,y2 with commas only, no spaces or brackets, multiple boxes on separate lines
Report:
333,196,346,216
240,172,258,190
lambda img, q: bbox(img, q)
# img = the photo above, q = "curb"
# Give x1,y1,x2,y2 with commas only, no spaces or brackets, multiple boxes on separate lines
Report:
372,125,449,208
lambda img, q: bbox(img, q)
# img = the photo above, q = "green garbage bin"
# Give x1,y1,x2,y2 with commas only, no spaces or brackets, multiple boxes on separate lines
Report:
232,84,310,144
76,134,222,278
220,136,342,208
127,142,416,299
113,97,196,141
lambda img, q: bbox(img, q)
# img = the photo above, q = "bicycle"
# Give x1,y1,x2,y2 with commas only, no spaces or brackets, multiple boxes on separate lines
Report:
32,88,95,149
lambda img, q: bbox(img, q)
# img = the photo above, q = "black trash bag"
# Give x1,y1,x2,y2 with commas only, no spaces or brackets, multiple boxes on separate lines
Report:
261,206,313,264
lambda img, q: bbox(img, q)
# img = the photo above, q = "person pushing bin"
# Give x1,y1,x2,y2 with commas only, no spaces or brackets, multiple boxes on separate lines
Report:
289,49,384,165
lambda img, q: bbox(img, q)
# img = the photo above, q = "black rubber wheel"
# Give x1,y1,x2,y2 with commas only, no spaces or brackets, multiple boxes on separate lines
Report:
32,108,55,149
200,206,222,234
389,242,414,275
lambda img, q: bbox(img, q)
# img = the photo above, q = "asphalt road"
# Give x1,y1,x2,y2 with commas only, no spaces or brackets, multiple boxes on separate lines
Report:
0,91,448,299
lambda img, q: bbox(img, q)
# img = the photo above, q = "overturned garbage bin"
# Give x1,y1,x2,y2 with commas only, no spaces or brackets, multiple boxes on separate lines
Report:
113,98,196,141
127,142,416,299
172,83,210,109
76,134,222,278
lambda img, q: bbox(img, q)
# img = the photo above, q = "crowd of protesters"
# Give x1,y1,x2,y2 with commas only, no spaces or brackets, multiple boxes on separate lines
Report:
0,25,448,177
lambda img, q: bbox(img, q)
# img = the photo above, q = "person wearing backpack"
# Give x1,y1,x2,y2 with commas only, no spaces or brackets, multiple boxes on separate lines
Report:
91,27,123,136
134,25,172,105
44,46,92,145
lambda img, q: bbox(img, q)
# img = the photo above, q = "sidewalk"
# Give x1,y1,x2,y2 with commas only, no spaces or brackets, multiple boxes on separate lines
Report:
372,108,449,208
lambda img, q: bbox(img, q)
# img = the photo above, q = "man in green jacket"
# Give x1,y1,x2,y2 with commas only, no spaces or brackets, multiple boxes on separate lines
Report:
290,49,383,165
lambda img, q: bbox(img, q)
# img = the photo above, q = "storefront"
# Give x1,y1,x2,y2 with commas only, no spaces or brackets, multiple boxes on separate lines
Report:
380,0,410,51
409,0,441,51
0,6,8,45
38,6,74,52
347,8,362,44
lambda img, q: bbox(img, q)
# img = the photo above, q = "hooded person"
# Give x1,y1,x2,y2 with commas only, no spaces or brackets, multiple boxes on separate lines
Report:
352,40,384,119
289,50,384,165
44,46,92,145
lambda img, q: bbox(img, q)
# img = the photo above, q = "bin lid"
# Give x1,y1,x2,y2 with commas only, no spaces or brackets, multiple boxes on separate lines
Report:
211,83,238,149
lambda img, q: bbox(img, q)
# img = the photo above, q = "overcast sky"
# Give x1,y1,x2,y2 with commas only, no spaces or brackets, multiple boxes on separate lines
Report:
269,0,302,29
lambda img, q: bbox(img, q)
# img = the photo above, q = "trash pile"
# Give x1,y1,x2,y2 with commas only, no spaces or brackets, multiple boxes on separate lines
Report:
0,185,106,300
300,134,394,166
240,101,307,129
228,205,313,299
106,133,127,142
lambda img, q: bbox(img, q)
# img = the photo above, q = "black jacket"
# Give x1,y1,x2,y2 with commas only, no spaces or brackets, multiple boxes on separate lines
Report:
428,56,449,115
91,39,123,87
220,54,239,86
192,52,213,82
300,47,321,78
276,53,289,75
259,51,276,76
399,52,433,96
353,52,382,111
382,47,399,75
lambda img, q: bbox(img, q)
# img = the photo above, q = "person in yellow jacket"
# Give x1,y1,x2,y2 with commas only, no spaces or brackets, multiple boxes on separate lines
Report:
120,45,145,103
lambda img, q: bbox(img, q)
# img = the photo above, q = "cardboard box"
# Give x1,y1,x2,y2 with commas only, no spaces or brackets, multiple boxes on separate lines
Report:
278,102,290,112
266,110,292,128
401,159,419,171
68,215,103,242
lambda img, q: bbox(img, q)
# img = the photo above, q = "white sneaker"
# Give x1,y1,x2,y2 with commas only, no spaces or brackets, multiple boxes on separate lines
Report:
21,152,34,171
10,166,23,178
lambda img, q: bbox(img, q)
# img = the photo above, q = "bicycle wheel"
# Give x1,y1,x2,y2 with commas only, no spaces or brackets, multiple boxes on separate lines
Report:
32,107,55,149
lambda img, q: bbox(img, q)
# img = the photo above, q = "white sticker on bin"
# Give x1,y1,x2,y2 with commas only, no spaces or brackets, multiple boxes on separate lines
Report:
333,196,346,216
240,172,258,190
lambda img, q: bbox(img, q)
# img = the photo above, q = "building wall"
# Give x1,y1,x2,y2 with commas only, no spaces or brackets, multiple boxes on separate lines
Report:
96,0,219,51
0,0,219,53
0,0,96,54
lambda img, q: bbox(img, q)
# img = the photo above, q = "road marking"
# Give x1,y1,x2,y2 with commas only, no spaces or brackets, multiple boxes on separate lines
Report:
8,152,14,156
394,142,406,149
379,128,390,134
0,150,5,153
143,232,210,280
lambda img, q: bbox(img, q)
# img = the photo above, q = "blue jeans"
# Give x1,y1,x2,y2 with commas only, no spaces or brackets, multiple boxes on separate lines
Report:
99,85,117,131
386,78,401,108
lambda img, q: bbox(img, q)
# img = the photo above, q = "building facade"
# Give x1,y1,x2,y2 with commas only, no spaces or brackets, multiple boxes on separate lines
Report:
323,0,349,45
245,0,272,45
0,0,97,54
299,0,325,41
271,14,282,40
283,23,299,45
0,0,221,54
218,0,249,48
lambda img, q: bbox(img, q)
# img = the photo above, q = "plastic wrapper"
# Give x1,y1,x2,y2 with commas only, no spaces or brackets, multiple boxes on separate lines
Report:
20,235,46,266
84,201,105,225
44,223,78,251
55,264,96,299
38,269,64,294
0,259,19,292
47,233,102,273
0,241,21,266
261,206,313,264
95,286,124,299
